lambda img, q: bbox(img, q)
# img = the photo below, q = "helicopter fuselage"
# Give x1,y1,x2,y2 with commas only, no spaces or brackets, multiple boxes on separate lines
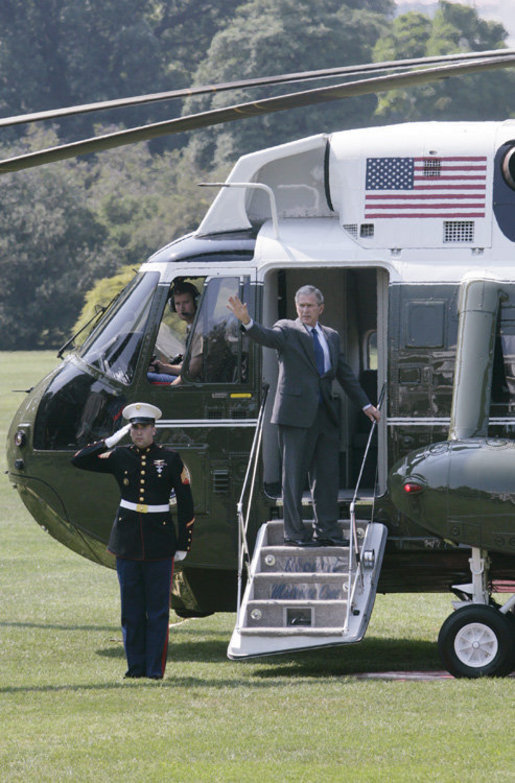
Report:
7,120,515,615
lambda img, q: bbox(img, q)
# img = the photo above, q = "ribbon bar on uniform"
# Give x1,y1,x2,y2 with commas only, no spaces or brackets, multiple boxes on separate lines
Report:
119,499,170,513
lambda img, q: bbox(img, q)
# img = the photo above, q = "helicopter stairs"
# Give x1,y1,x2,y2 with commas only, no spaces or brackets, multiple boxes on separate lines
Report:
227,518,388,659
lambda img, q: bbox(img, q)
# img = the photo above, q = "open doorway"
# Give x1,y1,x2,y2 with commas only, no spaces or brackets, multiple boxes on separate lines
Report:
260,266,387,500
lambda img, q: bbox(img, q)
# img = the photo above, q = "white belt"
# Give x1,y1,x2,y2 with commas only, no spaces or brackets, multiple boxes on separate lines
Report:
119,500,170,514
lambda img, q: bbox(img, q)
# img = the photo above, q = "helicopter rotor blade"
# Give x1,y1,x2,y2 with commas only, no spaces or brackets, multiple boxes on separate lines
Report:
1,53,515,175
0,48,514,130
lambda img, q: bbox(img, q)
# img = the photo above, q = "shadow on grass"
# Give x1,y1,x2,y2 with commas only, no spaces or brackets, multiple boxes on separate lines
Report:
0,639,443,696
96,634,441,676
1,621,118,632
249,636,442,677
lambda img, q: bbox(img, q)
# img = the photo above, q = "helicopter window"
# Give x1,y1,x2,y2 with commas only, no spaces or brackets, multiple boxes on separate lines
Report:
79,272,159,385
501,145,515,190
148,277,205,385
182,276,250,384
33,362,127,449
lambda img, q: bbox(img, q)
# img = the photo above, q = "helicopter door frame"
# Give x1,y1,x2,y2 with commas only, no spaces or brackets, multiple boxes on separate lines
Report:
376,267,388,495
256,263,388,497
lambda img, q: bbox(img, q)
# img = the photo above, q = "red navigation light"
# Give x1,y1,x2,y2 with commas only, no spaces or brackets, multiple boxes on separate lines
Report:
403,481,424,494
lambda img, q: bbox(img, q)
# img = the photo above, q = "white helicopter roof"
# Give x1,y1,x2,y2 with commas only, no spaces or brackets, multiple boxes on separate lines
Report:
197,121,515,257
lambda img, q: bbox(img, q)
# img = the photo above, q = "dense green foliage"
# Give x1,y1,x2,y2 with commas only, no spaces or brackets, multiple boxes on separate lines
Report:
374,1,514,121
184,0,393,167
0,1,513,348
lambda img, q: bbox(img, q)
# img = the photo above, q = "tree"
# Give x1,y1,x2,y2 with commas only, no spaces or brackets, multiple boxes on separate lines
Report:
183,0,394,169
0,0,244,142
0,130,111,349
373,2,515,123
87,140,217,267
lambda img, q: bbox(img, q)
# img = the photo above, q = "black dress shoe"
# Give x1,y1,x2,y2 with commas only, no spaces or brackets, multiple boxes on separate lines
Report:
124,670,144,679
316,537,350,547
283,538,318,548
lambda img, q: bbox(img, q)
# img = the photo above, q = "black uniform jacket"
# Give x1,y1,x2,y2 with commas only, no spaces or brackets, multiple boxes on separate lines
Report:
71,441,194,560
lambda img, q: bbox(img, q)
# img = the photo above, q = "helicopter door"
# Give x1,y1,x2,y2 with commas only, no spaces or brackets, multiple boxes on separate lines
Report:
260,266,387,499
143,272,258,572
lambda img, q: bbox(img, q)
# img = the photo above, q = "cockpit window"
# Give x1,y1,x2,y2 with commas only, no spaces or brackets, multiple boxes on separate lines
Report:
148,276,250,386
79,272,159,385
183,276,249,384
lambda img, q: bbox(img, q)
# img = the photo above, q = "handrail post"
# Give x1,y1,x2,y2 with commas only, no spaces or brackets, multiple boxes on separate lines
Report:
235,383,269,628
344,383,385,633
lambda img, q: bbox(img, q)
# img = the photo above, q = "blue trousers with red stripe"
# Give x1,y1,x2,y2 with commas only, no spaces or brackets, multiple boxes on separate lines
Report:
116,557,174,678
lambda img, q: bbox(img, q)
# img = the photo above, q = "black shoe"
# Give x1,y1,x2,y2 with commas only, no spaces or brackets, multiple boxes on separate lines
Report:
124,670,144,679
283,538,318,548
316,537,350,547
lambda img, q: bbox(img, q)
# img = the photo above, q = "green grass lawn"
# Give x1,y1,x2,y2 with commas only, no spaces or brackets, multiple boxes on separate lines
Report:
1,352,514,781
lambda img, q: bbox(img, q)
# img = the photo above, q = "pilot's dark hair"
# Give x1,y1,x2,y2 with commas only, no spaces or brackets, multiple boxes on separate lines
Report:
169,280,200,311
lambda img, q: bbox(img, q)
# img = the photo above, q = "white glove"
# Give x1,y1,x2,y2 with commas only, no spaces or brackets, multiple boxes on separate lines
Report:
104,423,131,448
174,550,187,561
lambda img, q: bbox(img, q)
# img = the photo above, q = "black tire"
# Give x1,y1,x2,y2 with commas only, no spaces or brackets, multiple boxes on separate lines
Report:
438,605,515,678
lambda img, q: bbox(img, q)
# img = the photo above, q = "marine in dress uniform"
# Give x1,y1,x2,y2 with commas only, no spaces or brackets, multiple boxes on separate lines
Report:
72,402,194,679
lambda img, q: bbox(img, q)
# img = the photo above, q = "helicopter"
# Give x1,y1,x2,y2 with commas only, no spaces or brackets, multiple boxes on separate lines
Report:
4,49,515,678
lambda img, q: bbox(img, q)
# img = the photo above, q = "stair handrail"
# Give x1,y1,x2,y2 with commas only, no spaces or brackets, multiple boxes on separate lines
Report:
236,383,269,626
345,383,386,632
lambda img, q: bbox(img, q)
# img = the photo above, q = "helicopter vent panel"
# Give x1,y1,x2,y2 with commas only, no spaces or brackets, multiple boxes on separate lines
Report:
343,224,358,239
443,220,475,243
422,158,442,177
206,408,223,419
360,223,374,238
212,470,230,495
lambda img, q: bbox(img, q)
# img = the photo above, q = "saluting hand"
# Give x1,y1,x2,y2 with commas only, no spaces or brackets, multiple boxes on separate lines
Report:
227,295,251,325
104,422,131,448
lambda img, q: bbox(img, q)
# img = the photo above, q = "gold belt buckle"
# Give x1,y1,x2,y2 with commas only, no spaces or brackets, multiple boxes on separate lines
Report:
136,503,148,513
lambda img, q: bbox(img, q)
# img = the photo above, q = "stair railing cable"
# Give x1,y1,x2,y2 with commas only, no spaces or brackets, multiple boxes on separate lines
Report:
344,383,386,632
236,383,269,628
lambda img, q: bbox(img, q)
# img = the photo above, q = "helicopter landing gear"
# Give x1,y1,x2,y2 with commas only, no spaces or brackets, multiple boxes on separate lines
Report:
438,547,515,678
438,604,515,678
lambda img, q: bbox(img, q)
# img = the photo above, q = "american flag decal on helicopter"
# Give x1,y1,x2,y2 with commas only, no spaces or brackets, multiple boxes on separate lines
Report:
364,156,487,219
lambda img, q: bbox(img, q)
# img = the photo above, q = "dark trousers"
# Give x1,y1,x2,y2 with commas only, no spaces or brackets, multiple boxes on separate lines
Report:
279,404,341,541
116,557,174,678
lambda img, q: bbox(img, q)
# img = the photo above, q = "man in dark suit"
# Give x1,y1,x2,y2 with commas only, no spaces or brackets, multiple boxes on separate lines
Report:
72,402,194,679
228,285,380,547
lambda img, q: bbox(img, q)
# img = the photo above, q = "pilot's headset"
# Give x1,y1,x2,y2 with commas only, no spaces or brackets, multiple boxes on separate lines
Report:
168,281,201,312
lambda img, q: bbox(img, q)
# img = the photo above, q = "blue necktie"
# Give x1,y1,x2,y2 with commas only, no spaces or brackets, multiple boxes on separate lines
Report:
311,328,325,376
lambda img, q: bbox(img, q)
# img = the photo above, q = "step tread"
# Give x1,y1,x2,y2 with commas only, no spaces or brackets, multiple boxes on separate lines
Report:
260,545,350,554
253,571,352,581
239,627,348,637
247,598,348,606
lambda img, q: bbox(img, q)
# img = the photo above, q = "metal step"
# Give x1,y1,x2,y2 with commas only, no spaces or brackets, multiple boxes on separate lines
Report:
245,598,348,629
263,519,368,546
259,546,349,573
228,518,388,660
239,627,348,637
252,572,349,601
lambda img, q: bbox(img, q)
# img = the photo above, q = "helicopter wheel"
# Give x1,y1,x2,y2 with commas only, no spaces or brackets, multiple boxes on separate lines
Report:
438,605,515,678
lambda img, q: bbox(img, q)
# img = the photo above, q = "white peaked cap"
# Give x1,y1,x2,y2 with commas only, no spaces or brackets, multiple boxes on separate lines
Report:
122,402,162,424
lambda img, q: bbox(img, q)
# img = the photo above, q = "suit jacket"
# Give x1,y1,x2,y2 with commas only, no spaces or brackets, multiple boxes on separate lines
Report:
71,441,194,560
247,318,370,428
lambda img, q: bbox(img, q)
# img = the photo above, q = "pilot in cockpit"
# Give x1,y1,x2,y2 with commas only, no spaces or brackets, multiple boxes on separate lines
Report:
147,281,203,385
